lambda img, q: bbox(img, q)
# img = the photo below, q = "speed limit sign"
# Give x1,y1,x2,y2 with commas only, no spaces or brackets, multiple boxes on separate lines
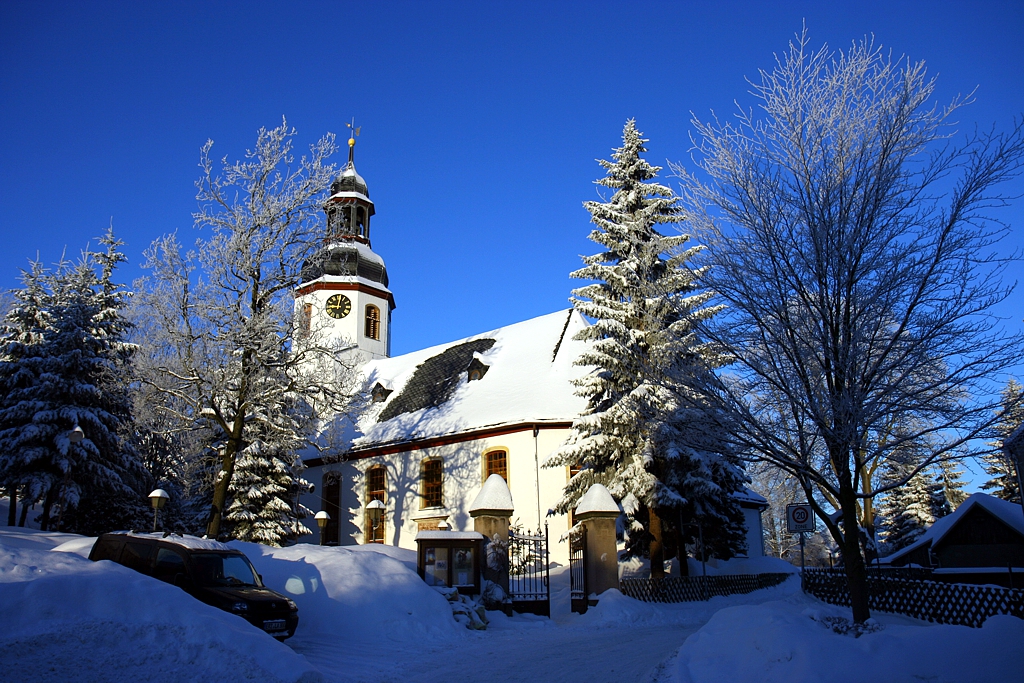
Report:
787,503,815,532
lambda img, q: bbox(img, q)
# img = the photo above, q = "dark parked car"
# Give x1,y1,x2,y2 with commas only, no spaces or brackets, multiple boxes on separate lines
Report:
89,531,299,639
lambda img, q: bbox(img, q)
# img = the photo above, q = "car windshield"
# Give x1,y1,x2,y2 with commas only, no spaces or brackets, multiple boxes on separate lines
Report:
191,553,261,587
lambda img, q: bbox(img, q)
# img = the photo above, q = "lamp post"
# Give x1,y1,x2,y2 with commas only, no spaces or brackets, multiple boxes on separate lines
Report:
148,489,169,532
69,425,85,444
314,510,330,546
367,499,385,543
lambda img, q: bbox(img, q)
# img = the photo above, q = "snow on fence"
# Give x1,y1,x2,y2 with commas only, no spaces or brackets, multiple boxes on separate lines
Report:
802,568,1024,628
619,573,792,603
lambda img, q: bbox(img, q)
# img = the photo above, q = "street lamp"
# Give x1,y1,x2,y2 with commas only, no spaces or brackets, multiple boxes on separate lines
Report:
367,499,385,543
148,488,169,532
314,510,330,546
69,425,84,444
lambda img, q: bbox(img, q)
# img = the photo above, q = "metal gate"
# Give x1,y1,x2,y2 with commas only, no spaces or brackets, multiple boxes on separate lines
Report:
569,523,588,614
508,523,550,616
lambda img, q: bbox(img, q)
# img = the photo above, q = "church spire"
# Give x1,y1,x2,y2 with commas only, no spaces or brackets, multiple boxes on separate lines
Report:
347,118,360,166
324,119,374,244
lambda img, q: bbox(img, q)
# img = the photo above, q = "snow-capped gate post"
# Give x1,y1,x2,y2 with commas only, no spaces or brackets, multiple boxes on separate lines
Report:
469,474,514,605
575,484,621,602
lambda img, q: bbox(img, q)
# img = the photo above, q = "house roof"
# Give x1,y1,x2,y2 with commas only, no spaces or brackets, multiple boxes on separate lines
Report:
347,309,590,453
734,488,769,509
883,492,1024,565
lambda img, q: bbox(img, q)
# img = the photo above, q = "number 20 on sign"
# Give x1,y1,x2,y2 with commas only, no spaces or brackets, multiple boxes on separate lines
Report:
786,503,815,533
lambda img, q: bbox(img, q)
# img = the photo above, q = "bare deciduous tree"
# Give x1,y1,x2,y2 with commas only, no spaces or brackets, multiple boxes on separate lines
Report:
676,31,1024,622
133,119,364,540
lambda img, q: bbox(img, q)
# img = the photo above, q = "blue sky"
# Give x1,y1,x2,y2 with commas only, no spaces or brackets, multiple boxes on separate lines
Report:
2,0,1022,366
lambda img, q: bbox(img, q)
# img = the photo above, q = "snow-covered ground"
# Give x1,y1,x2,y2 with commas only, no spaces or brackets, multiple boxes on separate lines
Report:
1,528,1021,683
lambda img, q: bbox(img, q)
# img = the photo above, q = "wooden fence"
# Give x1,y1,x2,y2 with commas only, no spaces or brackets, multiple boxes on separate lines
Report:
619,573,793,603
802,568,1024,628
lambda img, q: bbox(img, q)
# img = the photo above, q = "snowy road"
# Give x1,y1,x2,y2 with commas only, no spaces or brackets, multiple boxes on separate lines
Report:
289,564,707,683
291,621,695,683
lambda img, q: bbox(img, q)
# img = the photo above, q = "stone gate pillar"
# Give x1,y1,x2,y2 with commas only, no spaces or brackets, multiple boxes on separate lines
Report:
469,474,514,597
575,483,621,600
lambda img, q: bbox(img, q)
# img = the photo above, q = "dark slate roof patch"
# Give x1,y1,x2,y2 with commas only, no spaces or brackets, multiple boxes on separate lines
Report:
377,338,496,422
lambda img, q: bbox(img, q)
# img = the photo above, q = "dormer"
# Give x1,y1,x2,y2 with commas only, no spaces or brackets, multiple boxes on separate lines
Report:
372,381,394,403
467,357,490,382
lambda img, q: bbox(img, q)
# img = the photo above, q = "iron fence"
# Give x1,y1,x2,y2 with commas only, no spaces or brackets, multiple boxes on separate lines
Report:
509,524,550,616
569,523,588,614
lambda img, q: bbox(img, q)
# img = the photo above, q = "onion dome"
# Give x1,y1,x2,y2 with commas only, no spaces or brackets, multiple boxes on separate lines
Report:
300,240,389,287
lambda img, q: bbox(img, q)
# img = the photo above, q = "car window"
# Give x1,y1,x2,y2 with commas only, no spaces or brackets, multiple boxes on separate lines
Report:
91,537,122,561
120,541,154,573
152,547,186,583
191,553,260,587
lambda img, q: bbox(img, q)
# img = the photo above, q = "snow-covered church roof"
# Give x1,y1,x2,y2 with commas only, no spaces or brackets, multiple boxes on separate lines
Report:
347,309,591,453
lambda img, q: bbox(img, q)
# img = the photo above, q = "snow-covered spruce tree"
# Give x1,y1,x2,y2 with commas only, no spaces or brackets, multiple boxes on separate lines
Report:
547,120,747,578
0,232,147,533
939,458,969,511
60,231,149,534
222,383,313,546
981,378,1023,503
0,260,52,526
878,458,949,553
132,119,364,540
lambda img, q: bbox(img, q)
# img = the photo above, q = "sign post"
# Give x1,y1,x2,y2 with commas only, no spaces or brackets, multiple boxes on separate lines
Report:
787,503,815,576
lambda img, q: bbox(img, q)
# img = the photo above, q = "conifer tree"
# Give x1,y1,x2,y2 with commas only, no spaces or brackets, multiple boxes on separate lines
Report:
222,387,312,545
547,120,747,577
878,460,949,553
0,260,52,525
0,232,146,532
981,378,1023,503
939,458,969,511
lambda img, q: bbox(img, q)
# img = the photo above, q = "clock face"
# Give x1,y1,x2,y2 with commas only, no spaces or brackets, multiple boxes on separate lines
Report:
325,294,352,319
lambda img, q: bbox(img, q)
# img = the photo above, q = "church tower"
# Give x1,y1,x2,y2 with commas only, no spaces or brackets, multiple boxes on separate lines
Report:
295,124,394,361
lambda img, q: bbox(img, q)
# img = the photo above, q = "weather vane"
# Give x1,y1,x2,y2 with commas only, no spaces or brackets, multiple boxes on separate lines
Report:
346,118,360,163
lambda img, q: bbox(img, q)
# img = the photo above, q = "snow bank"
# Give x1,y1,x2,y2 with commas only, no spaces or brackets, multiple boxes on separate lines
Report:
0,538,321,683
231,541,463,643
673,597,1024,683
0,527,82,551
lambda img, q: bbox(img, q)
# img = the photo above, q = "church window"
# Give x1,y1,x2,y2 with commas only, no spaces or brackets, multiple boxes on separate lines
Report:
366,466,386,543
484,449,508,483
421,459,443,509
321,471,341,545
356,207,366,237
365,304,381,340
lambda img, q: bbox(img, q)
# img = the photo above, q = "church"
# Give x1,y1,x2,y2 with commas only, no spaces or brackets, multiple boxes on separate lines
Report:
294,133,766,564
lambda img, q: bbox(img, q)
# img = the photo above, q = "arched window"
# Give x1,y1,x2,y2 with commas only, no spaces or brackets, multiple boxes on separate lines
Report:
321,471,341,546
365,304,381,340
421,459,443,509
366,466,386,543
484,449,508,483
